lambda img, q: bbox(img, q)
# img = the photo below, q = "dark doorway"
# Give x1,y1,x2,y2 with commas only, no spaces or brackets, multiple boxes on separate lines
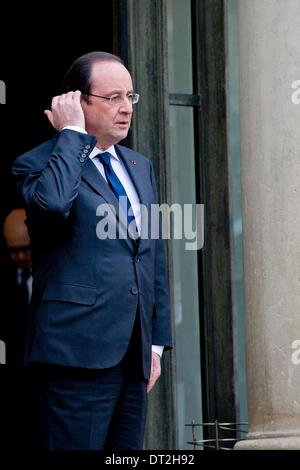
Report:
0,2,116,218
0,0,117,348
0,3,121,451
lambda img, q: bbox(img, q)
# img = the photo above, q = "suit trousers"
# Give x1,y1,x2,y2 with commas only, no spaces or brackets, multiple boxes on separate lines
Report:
34,314,148,450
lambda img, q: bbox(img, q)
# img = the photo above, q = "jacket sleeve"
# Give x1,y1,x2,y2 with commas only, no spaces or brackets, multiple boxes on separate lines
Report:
149,161,173,350
11,129,97,218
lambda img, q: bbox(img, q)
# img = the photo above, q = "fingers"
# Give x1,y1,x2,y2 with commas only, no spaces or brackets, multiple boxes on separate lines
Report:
72,89,82,102
44,110,54,126
51,95,59,109
45,91,85,131
147,369,160,393
54,92,79,110
147,352,161,393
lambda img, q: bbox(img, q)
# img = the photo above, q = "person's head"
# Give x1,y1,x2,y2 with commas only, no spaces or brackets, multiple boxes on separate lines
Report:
3,209,32,269
63,51,138,149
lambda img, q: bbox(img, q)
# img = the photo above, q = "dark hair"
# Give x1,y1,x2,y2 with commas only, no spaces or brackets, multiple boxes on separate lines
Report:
62,51,124,103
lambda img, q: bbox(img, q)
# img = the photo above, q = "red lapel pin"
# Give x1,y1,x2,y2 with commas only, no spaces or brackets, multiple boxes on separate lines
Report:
129,160,136,165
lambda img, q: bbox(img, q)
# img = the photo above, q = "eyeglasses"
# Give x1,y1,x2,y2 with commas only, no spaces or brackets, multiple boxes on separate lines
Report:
85,92,140,105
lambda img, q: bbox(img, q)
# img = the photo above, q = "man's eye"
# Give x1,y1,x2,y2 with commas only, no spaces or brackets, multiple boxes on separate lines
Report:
110,95,122,103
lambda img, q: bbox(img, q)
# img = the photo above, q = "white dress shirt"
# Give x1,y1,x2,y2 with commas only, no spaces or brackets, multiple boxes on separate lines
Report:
63,126,163,358
17,268,33,301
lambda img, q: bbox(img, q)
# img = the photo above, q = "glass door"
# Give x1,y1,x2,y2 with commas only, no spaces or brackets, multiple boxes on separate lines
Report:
167,0,203,450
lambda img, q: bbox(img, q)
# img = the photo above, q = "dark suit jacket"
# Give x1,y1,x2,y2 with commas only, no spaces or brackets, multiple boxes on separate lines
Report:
11,129,172,379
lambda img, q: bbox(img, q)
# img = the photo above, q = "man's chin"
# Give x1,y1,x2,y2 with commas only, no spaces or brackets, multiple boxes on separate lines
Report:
115,130,130,142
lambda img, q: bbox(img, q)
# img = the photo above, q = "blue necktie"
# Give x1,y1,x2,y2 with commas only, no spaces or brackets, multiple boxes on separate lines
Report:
97,152,137,236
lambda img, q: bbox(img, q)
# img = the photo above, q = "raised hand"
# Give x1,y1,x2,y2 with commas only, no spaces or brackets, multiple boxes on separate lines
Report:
44,90,85,131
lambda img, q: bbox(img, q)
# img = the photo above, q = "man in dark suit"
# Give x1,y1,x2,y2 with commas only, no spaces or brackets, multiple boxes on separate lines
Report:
1,208,39,450
11,51,172,450
2,208,32,365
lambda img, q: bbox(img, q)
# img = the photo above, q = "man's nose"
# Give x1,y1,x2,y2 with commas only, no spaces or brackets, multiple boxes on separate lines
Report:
16,251,26,262
119,97,133,113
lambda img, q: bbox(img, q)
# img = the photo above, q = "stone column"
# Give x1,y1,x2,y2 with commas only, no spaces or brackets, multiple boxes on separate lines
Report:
236,0,300,449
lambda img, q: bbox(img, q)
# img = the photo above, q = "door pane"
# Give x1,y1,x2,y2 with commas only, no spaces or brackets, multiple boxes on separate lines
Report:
167,0,193,94
169,105,202,449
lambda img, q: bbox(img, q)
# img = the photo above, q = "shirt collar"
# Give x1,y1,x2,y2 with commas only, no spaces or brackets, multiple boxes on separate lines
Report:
89,145,119,161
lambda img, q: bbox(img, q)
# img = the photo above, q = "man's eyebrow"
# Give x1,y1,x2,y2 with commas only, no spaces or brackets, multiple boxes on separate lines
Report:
100,89,134,95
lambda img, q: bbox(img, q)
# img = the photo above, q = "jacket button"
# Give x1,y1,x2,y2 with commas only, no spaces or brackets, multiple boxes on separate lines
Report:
79,157,85,162
131,286,138,295
85,145,91,150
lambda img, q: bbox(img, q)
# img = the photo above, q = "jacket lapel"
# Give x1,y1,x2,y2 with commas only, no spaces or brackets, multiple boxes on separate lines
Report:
115,146,148,207
116,146,151,249
81,158,119,210
81,158,131,244
81,147,151,250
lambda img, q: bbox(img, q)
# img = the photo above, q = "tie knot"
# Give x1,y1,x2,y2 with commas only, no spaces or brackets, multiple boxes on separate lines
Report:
98,152,111,168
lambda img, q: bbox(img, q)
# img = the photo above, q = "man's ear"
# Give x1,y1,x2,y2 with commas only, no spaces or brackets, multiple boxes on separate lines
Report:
79,96,88,117
80,94,91,107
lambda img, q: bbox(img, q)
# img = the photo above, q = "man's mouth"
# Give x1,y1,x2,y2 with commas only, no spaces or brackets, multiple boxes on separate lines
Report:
116,121,129,127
